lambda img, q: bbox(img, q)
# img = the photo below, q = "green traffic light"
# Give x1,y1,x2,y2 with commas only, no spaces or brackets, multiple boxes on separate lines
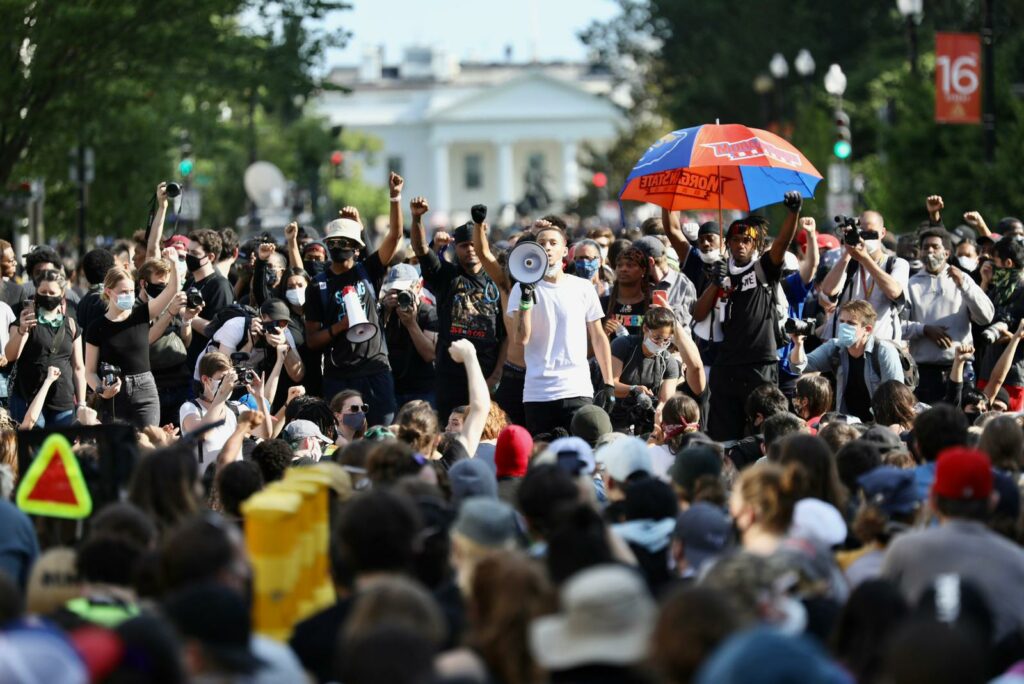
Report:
178,159,194,176
833,140,852,159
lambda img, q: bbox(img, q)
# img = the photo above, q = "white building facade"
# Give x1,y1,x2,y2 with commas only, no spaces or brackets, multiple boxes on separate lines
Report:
312,49,627,224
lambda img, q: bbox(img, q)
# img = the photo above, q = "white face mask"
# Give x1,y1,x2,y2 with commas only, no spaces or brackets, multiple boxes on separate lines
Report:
698,249,722,264
643,336,669,354
286,287,306,307
958,256,978,271
599,246,609,260
864,238,882,254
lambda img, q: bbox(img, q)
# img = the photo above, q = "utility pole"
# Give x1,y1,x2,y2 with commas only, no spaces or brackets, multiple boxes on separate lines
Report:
982,0,996,163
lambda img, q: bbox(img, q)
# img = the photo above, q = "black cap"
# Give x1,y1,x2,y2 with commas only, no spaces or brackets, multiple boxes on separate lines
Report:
260,298,291,321
698,221,720,237
452,223,473,245
162,583,265,675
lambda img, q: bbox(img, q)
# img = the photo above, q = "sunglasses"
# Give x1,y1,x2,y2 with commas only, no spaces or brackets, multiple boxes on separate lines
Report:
269,320,289,330
325,239,357,250
342,404,370,414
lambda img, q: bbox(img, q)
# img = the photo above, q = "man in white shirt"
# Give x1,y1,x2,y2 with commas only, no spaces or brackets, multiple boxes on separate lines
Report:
820,210,910,342
508,224,615,434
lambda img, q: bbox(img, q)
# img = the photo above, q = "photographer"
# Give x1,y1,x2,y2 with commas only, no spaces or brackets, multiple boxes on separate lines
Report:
183,228,235,365
85,245,184,428
379,263,438,408
789,300,903,423
902,228,994,403
139,257,201,426
976,236,1024,411
304,173,405,428
5,269,86,427
692,191,803,442
819,211,909,342
608,306,680,434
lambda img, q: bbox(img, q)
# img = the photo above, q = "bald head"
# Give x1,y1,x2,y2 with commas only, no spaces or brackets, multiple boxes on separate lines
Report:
860,211,885,235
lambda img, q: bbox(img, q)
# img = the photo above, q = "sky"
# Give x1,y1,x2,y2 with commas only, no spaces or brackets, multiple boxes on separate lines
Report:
320,0,621,67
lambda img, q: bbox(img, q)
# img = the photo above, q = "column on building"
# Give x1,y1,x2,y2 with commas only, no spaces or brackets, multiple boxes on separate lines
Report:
560,139,580,204
495,139,514,207
431,141,451,215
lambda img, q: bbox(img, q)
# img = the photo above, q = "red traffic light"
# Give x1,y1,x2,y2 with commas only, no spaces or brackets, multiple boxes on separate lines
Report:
330,151,344,166
592,172,608,189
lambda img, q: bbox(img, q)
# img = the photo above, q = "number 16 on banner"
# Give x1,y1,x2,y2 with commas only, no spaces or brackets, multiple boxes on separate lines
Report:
935,32,981,125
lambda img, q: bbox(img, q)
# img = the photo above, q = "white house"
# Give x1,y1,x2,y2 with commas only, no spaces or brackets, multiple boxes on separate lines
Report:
312,47,628,224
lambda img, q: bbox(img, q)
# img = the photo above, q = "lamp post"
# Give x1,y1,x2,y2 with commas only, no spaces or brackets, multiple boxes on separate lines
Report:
896,0,924,75
753,74,775,129
794,49,816,81
769,53,789,132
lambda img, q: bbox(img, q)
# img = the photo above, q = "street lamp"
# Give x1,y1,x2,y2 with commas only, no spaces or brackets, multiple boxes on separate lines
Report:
768,54,789,133
824,64,847,99
769,53,789,80
794,49,816,78
753,74,774,128
896,0,924,75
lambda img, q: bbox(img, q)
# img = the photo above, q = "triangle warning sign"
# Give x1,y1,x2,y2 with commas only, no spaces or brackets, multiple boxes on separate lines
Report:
16,433,92,519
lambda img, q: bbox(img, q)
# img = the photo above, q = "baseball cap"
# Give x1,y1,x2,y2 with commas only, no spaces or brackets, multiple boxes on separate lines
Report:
382,263,420,292
861,425,903,454
857,466,922,515
674,501,732,571
697,221,720,237
949,224,978,245
323,218,365,246
163,234,190,252
283,419,333,446
448,458,498,506
795,230,841,252
632,236,665,260
162,583,265,675
548,436,596,476
570,405,612,447
932,447,993,501
260,298,291,322
452,222,474,245
597,437,652,483
669,444,722,493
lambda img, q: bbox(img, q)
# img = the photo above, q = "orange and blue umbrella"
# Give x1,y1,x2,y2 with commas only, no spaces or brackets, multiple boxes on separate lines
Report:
619,123,823,212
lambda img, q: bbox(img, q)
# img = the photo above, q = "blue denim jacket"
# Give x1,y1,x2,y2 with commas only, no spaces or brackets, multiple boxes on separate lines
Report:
793,336,904,415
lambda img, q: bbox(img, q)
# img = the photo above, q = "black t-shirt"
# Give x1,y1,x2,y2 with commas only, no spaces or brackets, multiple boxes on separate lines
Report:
383,303,438,393
715,253,782,366
600,296,647,337
12,318,78,411
845,353,872,421
304,254,389,379
85,304,152,375
188,272,235,361
75,288,107,336
0,279,27,317
609,335,679,428
419,250,504,380
682,249,711,297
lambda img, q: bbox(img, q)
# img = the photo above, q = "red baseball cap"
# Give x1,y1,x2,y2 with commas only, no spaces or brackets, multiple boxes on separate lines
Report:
163,234,190,252
932,447,993,500
796,230,841,251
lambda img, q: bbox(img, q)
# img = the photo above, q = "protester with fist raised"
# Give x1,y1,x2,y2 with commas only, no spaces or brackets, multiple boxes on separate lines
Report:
692,190,803,441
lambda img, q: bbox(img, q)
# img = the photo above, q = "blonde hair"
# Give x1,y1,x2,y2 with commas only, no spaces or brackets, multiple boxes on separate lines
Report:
101,266,134,302
839,299,877,327
481,403,510,441
198,351,232,379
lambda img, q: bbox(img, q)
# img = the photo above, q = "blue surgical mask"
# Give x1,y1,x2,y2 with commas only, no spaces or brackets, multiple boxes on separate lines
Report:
575,258,600,280
837,322,859,348
342,411,365,430
115,293,135,311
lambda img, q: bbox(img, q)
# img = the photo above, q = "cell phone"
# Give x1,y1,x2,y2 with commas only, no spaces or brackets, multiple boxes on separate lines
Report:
556,450,583,476
652,289,669,308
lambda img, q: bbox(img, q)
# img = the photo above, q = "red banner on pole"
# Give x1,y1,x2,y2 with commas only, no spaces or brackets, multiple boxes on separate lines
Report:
935,32,981,124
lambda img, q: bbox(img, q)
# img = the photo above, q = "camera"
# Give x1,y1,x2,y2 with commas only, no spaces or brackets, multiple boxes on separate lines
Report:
621,386,656,436
981,322,1009,344
784,318,817,336
185,287,204,309
396,290,415,310
230,352,256,386
165,182,182,199
836,215,879,246
98,362,121,388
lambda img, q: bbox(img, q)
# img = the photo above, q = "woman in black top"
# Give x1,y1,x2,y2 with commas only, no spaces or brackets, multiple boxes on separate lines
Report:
5,269,86,427
85,246,183,427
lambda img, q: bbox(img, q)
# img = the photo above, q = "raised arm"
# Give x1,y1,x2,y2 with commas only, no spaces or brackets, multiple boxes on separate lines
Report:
472,220,511,292
662,206,692,263
21,366,60,430
768,191,802,266
926,195,945,226
409,195,430,257
963,211,991,238
284,222,303,270
798,217,819,285
673,320,706,395
449,339,490,456
147,249,184,321
984,321,1024,403
146,183,170,260
377,172,405,266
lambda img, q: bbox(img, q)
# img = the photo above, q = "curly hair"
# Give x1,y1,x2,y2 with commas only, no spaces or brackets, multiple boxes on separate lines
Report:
605,246,651,319
480,403,510,442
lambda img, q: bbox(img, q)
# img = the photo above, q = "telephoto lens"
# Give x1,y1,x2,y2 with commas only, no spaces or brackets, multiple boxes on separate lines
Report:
165,182,182,198
396,290,415,310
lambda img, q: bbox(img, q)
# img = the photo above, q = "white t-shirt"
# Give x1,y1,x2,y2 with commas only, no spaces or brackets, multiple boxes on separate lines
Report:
193,316,297,380
180,399,239,471
507,275,603,402
0,301,14,356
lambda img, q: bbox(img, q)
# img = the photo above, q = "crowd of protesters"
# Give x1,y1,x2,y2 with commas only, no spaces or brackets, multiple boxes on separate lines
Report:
0,176,1024,684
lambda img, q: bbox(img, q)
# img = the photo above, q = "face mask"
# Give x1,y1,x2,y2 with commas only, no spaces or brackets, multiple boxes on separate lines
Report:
304,259,327,277
958,256,978,272
864,239,882,254
643,336,669,354
35,294,62,311
185,254,204,273
599,246,609,260
145,282,166,299
575,258,600,280
286,288,306,307
329,247,355,264
993,267,1017,289
546,263,561,278
698,249,722,264
115,293,135,311
924,254,946,273
342,411,365,430
837,322,860,348
265,270,279,287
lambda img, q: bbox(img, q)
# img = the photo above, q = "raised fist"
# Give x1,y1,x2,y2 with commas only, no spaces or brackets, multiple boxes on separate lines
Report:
783,191,802,213
257,243,276,261
389,171,404,197
339,206,361,223
410,196,429,217
285,222,298,242
926,195,944,213
800,217,816,233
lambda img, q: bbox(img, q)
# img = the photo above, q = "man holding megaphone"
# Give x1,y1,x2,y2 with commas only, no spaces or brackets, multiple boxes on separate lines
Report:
507,221,616,434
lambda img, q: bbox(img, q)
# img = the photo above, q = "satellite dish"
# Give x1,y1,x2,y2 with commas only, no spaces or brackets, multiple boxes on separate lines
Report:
243,162,288,210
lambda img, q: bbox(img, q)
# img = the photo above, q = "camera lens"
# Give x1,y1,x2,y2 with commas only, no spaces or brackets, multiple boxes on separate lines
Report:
166,182,182,198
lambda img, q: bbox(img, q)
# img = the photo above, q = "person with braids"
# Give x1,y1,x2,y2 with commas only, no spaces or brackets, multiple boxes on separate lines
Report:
693,191,804,441
600,245,651,339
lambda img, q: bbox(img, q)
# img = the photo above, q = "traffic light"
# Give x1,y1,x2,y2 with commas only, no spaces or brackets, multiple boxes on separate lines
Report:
591,172,608,188
833,110,852,160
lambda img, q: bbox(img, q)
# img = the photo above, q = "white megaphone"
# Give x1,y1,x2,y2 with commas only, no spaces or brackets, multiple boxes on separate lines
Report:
507,241,549,285
341,286,378,343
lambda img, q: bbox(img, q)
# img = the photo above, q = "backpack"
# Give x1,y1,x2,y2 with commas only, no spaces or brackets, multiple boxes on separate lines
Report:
202,303,258,348
753,260,789,348
870,339,920,391
830,256,899,336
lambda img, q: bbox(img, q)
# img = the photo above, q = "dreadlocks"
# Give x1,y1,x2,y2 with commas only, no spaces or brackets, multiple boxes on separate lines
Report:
605,245,652,319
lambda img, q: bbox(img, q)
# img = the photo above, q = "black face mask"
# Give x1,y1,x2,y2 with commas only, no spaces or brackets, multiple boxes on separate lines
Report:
145,282,166,299
264,270,279,287
35,294,62,311
304,259,327,277
329,247,355,264
185,254,204,273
